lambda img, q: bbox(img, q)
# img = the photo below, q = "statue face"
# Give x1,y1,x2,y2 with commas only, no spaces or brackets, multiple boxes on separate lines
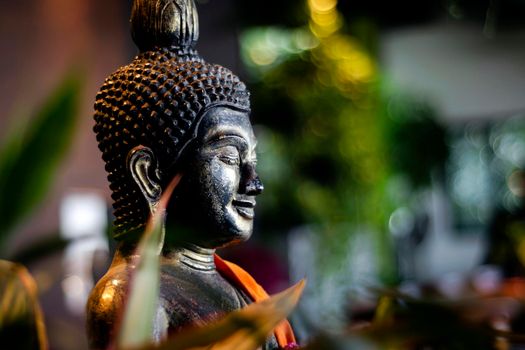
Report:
169,106,263,248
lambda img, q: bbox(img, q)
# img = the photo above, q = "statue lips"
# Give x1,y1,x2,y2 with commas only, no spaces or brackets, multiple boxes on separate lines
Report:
232,198,256,219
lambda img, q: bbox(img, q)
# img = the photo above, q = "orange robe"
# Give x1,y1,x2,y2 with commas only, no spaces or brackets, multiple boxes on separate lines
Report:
214,255,298,349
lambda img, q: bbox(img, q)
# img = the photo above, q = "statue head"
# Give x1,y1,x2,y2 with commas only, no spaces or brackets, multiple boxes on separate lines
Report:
93,0,263,247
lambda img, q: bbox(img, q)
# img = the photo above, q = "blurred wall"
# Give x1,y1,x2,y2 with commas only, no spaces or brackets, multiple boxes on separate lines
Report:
380,19,525,280
381,20,525,122
0,0,130,250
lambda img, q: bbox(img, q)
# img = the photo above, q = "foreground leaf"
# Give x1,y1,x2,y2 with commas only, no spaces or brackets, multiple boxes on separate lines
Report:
118,175,182,349
135,279,305,350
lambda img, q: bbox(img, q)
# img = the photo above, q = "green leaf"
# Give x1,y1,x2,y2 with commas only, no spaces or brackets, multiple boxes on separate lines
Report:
0,73,83,245
117,175,182,349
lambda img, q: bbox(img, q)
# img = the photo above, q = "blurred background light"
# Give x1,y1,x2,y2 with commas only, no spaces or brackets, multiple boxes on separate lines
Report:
60,190,108,316
59,192,107,241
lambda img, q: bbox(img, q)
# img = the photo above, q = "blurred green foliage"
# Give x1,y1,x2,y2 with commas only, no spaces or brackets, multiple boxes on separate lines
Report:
384,95,449,188
0,73,82,250
241,22,393,280
239,1,449,283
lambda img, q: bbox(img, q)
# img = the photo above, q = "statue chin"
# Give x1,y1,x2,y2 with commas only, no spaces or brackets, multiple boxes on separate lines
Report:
164,178,256,249
165,202,254,249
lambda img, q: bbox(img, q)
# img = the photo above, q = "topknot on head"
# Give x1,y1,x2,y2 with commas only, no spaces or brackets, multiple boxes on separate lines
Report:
131,0,199,52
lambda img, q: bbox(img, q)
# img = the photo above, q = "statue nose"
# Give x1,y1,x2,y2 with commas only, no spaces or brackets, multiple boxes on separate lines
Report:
246,176,264,196
240,164,264,196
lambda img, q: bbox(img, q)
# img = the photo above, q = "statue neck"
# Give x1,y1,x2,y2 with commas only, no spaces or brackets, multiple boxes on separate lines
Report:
164,243,216,272
113,238,217,272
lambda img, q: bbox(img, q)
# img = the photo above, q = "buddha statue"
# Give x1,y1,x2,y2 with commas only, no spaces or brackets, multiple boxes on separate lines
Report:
86,0,297,349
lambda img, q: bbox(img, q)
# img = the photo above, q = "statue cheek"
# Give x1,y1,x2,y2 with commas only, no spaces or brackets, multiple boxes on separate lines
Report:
205,160,239,202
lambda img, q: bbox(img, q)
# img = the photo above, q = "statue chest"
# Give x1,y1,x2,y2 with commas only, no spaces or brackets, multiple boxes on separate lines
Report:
158,265,249,332
157,266,280,350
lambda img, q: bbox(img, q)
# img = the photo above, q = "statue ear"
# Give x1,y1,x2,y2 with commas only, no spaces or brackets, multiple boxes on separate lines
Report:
128,146,162,208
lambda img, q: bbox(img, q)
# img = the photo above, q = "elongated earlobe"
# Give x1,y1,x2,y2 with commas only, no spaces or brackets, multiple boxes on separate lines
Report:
128,146,162,214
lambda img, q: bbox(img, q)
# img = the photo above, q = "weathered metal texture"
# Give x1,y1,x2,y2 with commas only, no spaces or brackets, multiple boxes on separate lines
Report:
131,0,199,52
88,0,273,349
93,47,251,239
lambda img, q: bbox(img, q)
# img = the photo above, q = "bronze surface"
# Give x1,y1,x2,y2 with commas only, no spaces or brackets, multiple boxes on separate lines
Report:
87,0,276,349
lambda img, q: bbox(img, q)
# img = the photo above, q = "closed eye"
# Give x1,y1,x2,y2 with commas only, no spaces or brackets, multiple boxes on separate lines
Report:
218,145,240,166
219,154,240,166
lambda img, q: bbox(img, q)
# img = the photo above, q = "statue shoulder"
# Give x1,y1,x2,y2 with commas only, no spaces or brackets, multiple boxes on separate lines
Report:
86,262,188,348
86,263,131,349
